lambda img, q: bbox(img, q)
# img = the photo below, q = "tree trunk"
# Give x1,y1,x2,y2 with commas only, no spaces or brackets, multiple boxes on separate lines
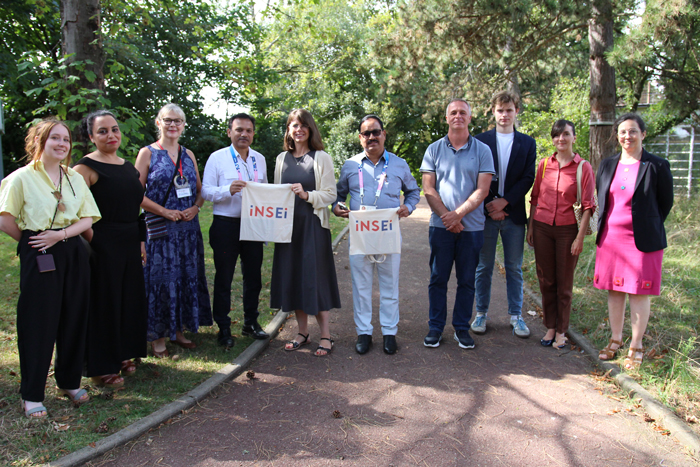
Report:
589,0,616,173
60,0,104,123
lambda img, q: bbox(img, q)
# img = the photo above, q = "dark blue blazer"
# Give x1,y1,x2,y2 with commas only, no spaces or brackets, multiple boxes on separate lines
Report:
474,129,536,225
596,149,674,252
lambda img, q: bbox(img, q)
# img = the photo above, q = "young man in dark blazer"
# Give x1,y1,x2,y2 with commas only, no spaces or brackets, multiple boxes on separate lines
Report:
473,91,537,338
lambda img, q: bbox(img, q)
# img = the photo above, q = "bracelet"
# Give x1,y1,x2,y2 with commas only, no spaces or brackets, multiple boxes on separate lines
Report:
62,228,68,242
194,204,201,212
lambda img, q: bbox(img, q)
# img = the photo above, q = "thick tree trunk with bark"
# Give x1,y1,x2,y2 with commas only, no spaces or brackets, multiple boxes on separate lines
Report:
60,0,104,123
589,0,616,173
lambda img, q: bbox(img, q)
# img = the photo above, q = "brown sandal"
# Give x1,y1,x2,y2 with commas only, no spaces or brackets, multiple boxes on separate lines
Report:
599,338,623,360
121,360,137,375
91,374,124,388
624,347,644,369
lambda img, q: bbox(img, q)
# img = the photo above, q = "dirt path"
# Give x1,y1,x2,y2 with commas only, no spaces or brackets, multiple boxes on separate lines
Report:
89,198,694,466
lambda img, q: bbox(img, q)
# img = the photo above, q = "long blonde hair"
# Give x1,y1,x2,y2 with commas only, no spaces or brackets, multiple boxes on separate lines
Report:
24,117,73,168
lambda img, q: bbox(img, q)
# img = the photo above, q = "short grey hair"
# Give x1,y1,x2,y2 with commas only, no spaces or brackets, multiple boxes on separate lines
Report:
445,98,472,117
155,103,187,138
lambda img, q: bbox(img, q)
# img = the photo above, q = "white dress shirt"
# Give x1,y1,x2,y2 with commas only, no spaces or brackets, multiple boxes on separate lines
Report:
202,145,268,218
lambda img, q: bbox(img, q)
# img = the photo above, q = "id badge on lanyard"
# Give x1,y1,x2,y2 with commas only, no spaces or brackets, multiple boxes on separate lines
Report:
358,154,389,209
175,175,192,198
230,145,259,183
160,143,192,198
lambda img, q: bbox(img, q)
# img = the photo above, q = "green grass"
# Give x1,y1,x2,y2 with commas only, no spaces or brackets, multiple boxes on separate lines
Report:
0,205,348,466
519,196,700,431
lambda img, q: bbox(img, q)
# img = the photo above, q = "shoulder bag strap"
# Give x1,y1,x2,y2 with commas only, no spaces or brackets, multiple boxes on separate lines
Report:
575,159,585,204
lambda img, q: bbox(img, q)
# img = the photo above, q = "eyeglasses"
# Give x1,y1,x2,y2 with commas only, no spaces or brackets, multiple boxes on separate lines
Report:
360,129,383,138
162,118,184,127
618,129,640,136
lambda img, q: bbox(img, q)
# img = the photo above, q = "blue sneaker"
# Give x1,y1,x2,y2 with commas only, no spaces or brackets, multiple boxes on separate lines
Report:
510,316,531,338
424,330,442,348
454,330,475,349
471,314,487,334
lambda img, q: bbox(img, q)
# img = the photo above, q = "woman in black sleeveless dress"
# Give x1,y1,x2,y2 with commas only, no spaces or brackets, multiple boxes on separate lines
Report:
74,111,147,388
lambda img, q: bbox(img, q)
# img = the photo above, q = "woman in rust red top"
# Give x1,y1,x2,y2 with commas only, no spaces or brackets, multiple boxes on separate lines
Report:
526,120,595,349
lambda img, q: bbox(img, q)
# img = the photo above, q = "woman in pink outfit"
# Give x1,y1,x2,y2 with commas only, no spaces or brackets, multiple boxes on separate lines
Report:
594,113,674,369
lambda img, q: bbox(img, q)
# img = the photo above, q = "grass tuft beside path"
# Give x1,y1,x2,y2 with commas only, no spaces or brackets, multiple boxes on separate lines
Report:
0,205,347,466
520,196,700,432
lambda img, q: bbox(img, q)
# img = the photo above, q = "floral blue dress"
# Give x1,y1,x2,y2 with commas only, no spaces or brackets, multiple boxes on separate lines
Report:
143,147,212,341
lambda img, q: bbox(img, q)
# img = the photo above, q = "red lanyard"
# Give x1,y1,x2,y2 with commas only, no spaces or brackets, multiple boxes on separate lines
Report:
157,143,183,178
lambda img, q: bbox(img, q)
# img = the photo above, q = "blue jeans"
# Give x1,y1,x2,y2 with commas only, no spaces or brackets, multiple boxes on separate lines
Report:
428,227,484,332
475,217,525,316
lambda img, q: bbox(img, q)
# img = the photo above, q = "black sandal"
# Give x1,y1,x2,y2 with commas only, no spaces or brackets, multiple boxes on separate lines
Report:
285,333,309,351
315,337,334,356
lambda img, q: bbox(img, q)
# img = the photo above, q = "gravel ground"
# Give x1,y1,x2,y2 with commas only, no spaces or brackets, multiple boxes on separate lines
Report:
88,198,696,467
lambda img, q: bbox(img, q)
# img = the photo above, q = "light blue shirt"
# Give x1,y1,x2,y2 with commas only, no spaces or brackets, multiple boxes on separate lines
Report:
336,150,421,212
420,135,495,231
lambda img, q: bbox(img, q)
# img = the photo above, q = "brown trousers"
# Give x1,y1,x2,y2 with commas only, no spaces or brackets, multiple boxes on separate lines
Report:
532,220,580,334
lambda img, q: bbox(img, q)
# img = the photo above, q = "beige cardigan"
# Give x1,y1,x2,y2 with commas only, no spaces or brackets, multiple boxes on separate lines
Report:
274,150,337,230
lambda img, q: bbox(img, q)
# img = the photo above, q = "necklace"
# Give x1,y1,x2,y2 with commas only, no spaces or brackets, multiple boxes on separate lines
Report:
49,169,62,188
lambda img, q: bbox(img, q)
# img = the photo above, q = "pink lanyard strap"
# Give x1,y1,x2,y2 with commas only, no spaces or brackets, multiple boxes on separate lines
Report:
358,152,389,206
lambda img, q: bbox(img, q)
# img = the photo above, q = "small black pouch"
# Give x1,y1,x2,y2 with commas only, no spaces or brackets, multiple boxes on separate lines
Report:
36,253,56,273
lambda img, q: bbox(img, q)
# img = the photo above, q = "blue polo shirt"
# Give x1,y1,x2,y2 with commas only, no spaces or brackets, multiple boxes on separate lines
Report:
420,135,495,231
336,150,421,212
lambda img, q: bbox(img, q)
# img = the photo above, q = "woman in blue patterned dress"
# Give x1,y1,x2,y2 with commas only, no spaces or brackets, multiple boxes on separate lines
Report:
134,103,212,358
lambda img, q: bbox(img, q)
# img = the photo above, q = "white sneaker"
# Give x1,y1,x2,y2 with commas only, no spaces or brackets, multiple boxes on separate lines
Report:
471,314,487,334
510,316,531,338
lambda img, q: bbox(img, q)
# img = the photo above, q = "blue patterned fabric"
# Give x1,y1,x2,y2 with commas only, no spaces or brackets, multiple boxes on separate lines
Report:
143,147,212,341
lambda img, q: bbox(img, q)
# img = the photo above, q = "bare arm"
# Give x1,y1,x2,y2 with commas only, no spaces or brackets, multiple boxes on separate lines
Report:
526,211,535,247
73,163,98,241
439,173,492,232
453,173,492,218
181,150,204,222
571,209,592,256
135,146,183,221
28,217,93,252
422,172,449,217
0,213,21,242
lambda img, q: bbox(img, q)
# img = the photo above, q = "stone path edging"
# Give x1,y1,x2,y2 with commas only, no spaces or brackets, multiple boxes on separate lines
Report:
47,225,351,467
521,277,700,456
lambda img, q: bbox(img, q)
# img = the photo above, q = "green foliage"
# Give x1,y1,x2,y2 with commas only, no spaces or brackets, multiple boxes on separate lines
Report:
520,195,700,428
609,0,700,128
519,75,591,161
0,0,259,173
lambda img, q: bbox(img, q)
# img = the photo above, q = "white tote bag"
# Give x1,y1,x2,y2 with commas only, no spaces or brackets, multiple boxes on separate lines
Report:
348,208,401,256
240,182,295,243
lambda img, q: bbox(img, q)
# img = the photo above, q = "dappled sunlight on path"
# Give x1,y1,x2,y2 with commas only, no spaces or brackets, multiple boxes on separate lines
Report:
91,198,693,467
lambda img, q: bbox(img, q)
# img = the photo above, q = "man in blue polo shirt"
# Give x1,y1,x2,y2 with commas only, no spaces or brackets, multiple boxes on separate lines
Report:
420,99,495,349
334,115,420,355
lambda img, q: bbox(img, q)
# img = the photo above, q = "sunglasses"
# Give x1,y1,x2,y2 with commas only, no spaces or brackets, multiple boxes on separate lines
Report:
360,129,383,138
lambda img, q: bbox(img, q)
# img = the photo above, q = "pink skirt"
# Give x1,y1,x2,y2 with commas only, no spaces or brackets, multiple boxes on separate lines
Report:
594,161,663,295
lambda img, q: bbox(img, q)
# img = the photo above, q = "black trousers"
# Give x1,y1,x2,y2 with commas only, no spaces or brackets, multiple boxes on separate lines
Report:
17,231,90,402
208,216,263,329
